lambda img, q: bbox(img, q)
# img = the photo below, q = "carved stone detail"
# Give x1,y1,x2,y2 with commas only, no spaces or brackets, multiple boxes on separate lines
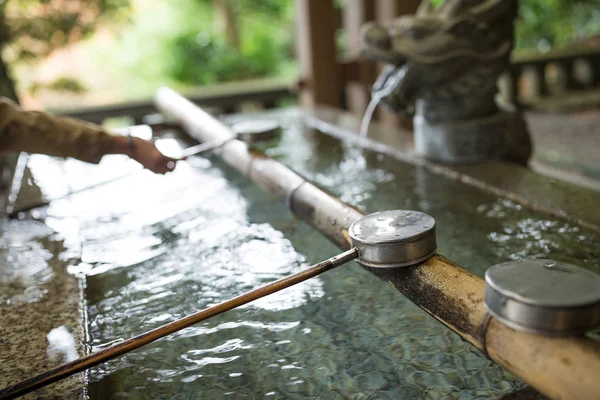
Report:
360,0,532,165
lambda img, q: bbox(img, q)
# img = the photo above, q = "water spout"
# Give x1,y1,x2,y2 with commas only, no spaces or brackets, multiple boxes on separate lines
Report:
359,66,407,138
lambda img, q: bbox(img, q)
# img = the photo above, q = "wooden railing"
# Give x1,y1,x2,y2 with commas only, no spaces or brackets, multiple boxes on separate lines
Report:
53,77,295,125
501,44,600,105
337,44,600,115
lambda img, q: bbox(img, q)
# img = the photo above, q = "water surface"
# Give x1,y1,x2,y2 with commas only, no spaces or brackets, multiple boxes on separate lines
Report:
9,114,600,399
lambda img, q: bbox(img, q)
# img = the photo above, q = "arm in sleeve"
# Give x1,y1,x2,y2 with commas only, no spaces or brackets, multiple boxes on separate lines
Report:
0,98,115,164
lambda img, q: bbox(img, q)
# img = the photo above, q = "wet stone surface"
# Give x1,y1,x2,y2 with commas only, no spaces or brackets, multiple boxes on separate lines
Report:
527,109,600,182
0,218,86,399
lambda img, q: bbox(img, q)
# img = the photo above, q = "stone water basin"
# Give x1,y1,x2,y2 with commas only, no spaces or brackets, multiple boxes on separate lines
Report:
1,108,599,399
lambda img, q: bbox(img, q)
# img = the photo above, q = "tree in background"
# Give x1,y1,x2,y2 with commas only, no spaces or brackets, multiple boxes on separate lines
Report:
164,0,295,86
0,0,130,103
41,0,297,102
212,0,240,49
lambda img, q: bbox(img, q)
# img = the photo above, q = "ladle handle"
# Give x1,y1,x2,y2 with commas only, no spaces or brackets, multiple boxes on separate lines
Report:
8,171,140,218
178,137,234,159
0,248,359,399
8,137,232,218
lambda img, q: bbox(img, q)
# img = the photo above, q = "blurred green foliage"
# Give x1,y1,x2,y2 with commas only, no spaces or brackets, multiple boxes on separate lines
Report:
516,0,600,50
1,0,296,102
428,0,600,50
98,0,296,97
166,0,295,85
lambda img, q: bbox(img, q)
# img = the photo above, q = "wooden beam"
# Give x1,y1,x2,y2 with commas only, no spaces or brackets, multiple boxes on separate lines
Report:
344,0,376,57
342,0,378,114
296,0,344,108
340,57,361,83
376,0,422,19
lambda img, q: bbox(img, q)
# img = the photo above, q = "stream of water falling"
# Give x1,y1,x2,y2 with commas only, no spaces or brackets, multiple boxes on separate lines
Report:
359,96,381,138
359,65,407,138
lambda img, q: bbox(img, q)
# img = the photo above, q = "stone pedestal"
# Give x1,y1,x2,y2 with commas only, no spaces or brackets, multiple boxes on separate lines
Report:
414,110,532,165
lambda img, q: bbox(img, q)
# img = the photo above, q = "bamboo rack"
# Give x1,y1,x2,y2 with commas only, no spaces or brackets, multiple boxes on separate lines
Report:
154,87,600,400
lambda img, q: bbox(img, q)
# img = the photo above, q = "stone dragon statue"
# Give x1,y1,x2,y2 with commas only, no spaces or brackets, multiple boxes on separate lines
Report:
360,0,532,165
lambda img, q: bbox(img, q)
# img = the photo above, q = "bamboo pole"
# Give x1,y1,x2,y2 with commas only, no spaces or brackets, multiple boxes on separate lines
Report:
0,249,358,399
154,87,600,400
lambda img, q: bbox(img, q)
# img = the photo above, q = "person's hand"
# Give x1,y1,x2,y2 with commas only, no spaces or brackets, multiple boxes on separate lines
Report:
130,138,177,174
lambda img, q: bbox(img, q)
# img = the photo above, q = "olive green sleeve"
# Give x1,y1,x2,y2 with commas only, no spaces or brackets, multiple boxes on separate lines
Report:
0,97,115,164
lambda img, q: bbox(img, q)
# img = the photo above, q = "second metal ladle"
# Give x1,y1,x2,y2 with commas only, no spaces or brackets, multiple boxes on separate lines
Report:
177,119,281,159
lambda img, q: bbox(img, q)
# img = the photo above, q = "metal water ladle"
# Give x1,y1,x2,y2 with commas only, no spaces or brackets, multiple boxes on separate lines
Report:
7,120,281,218
176,119,281,159
0,210,437,399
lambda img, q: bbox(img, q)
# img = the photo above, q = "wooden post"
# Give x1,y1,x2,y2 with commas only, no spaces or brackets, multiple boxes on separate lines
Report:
212,0,240,49
564,60,576,91
592,55,600,87
531,64,548,99
377,0,422,17
296,0,344,108
342,0,377,115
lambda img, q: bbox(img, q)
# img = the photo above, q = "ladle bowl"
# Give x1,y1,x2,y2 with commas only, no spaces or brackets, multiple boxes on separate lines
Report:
178,119,281,159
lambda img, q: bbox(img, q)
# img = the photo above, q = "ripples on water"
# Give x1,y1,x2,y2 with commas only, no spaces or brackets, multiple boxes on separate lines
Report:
0,220,54,305
271,119,600,275
9,117,600,399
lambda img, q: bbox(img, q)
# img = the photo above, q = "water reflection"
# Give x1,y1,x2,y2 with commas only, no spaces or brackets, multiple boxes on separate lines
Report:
270,122,395,207
274,123,600,275
18,143,330,395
